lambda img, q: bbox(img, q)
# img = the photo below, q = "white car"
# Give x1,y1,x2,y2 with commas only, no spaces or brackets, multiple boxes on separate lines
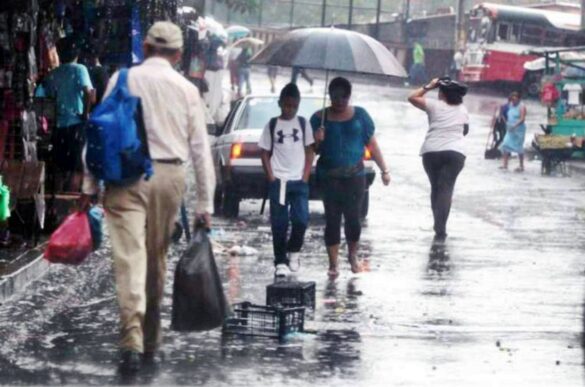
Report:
211,94,376,218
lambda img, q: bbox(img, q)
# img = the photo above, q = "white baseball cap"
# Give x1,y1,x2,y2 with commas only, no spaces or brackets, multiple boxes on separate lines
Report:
145,21,183,50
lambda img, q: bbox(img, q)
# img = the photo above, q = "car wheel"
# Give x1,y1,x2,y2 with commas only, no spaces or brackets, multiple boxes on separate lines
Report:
360,190,369,220
213,185,223,216
222,188,240,218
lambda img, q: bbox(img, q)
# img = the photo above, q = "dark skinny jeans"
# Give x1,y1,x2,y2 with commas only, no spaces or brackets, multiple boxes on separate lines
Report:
422,151,465,237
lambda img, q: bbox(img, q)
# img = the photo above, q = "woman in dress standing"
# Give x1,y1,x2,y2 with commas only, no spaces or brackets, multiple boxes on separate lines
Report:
499,92,527,172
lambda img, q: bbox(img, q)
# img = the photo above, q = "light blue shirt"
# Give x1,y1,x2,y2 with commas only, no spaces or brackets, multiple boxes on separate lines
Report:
43,63,93,128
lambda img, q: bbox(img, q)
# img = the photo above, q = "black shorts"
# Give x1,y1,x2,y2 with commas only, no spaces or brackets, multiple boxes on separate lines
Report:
322,175,366,246
51,123,86,173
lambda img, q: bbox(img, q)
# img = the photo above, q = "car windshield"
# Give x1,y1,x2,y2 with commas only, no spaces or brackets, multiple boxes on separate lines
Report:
235,97,323,130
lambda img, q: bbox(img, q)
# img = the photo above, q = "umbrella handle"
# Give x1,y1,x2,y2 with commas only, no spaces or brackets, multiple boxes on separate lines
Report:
321,69,329,129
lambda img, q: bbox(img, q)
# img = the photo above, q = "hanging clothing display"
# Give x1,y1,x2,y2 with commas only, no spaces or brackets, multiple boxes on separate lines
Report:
21,110,38,161
563,83,582,106
131,4,144,64
0,0,179,237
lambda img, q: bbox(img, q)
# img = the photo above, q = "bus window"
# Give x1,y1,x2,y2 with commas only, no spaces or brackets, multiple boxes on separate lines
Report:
564,34,585,47
469,29,477,43
511,24,521,42
544,30,563,46
480,16,491,43
521,24,543,45
497,23,509,41
468,19,479,43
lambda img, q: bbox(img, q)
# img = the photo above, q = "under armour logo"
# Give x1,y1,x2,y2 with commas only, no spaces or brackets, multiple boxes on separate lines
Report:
276,129,300,144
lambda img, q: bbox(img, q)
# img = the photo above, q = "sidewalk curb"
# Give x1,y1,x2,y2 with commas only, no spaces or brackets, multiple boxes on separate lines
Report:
0,245,48,305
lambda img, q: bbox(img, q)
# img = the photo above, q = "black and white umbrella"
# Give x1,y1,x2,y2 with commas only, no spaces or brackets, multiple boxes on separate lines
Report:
251,27,407,124
252,27,407,78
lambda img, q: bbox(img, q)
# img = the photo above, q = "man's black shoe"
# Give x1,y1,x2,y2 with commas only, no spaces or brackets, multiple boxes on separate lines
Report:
119,350,141,374
142,350,163,367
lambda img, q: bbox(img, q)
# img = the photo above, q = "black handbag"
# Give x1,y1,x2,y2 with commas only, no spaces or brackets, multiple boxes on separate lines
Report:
484,148,502,159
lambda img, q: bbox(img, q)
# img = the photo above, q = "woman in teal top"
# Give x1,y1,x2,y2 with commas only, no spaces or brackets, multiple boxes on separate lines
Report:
312,105,374,178
310,77,391,278
499,92,527,172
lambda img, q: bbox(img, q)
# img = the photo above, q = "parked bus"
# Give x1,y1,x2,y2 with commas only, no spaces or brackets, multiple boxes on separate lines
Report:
461,3,585,96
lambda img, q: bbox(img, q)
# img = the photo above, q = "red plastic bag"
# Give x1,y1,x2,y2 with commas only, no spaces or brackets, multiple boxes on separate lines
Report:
44,212,93,265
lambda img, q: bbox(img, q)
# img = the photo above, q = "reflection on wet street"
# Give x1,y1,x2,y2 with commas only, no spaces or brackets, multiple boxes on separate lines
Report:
1,74,584,386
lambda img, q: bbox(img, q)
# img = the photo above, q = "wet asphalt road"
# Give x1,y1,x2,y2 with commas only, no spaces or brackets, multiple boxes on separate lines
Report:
1,73,585,386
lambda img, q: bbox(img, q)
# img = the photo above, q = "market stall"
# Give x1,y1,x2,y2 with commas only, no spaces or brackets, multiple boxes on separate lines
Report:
0,0,178,245
528,47,585,175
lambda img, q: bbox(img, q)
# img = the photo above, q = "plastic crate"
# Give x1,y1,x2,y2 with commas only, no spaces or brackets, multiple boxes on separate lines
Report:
222,302,305,340
266,281,316,309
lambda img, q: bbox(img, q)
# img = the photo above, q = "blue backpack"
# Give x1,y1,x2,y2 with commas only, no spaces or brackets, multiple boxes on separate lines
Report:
85,69,153,186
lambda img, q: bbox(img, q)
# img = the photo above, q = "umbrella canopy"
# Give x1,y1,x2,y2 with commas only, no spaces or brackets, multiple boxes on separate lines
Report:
178,6,197,16
204,17,228,42
227,25,251,40
251,27,407,78
232,37,264,48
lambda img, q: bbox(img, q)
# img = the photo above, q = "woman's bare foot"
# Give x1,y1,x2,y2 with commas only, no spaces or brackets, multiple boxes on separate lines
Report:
514,167,524,173
361,259,371,272
327,266,339,279
348,256,363,274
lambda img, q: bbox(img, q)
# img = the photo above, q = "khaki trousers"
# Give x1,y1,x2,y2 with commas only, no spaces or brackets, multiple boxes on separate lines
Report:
104,163,186,353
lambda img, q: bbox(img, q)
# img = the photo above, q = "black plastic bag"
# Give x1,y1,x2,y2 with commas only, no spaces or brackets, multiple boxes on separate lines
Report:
171,227,230,331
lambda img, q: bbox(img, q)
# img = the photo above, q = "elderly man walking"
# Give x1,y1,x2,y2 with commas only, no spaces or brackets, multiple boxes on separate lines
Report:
81,21,215,372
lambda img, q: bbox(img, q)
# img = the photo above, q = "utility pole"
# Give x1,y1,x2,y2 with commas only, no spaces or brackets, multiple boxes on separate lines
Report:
455,0,465,49
321,0,327,27
259,0,264,26
348,0,353,29
403,0,411,47
290,0,295,28
375,0,382,39
582,0,585,29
